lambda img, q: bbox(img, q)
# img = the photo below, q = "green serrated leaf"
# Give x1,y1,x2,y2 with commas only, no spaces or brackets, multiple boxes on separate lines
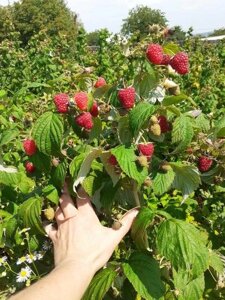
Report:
209,250,224,274
122,252,165,300
129,102,155,134
173,269,205,300
163,94,189,106
118,116,133,146
153,170,175,195
100,180,118,210
51,160,68,189
171,115,194,153
100,152,120,186
157,219,209,276
163,43,180,55
134,69,158,99
42,185,59,205
170,163,201,198
195,114,210,132
111,146,148,185
89,117,102,141
82,268,117,300
131,207,155,250
69,153,86,178
0,129,19,146
83,170,104,197
19,197,45,235
32,112,63,155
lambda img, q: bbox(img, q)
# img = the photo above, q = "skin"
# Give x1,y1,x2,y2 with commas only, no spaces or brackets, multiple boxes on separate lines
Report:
10,183,139,300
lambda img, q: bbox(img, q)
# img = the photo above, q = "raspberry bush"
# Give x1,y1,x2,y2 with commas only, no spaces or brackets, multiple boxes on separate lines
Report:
1,27,225,300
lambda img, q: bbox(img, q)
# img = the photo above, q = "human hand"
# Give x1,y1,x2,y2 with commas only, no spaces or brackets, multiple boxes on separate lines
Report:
45,183,139,274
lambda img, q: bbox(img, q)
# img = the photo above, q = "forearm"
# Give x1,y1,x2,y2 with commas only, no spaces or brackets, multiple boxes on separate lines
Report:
10,262,95,300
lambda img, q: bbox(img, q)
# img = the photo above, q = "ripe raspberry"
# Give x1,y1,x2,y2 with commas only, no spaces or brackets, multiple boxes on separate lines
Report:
161,54,171,65
74,92,88,111
150,124,161,136
118,87,135,109
146,44,163,65
170,52,189,75
158,115,171,133
23,139,37,156
94,77,106,88
25,161,35,173
198,156,213,172
108,155,118,166
75,112,93,130
138,143,154,160
54,93,69,113
90,100,99,117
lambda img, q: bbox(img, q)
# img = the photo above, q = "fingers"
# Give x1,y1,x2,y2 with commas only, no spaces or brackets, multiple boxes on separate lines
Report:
55,207,65,225
76,187,97,217
60,182,77,219
44,223,57,241
110,208,139,245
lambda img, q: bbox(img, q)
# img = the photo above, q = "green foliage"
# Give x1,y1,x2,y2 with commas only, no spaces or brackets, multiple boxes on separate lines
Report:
121,5,167,37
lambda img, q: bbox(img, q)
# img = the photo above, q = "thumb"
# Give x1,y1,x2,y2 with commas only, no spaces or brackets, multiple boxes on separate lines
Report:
111,208,139,245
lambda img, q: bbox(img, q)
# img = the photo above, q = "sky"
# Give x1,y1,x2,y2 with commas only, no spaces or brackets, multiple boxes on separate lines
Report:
1,0,225,34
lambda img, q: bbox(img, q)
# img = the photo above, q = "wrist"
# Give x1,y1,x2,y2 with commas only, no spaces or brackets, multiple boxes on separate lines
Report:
53,259,97,277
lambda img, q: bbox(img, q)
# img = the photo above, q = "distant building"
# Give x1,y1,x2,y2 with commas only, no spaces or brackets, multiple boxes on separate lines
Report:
200,35,225,42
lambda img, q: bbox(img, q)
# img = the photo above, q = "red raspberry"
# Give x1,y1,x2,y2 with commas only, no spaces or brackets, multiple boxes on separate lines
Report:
90,101,99,117
146,44,163,65
158,115,171,133
170,52,189,75
198,156,213,172
118,87,135,109
54,93,69,113
108,155,118,166
75,112,93,130
74,92,88,111
25,161,35,173
23,139,37,156
161,54,171,65
94,77,106,88
138,143,154,160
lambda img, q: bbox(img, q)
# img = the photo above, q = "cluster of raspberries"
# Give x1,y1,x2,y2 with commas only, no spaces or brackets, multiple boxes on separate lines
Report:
23,139,37,173
54,77,107,130
146,43,189,75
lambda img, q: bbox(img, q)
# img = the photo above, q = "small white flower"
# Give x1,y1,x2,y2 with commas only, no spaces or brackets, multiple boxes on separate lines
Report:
36,252,44,260
0,256,7,266
26,254,37,264
42,240,52,251
16,267,32,283
16,256,26,265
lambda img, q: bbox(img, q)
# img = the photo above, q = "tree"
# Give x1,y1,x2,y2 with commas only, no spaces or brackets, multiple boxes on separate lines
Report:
86,30,101,46
12,0,79,45
209,28,225,37
167,26,187,42
121,5,167,37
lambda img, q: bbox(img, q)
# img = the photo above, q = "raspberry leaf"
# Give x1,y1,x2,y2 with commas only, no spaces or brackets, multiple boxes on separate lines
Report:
82,267,117,300
153,169,175,195
162,94,189,106
170,162,201,199
157,219,209,277
18,197,45,235
42,185,59,205
129,102,155,135
32,112,63,156
122,252,165,300
163,43,180,55
111,145,148,185
173,269,205,300
134,69,158,99
171,115,194,154
131,207,155,250
51,160,68,190
118,116,133,146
